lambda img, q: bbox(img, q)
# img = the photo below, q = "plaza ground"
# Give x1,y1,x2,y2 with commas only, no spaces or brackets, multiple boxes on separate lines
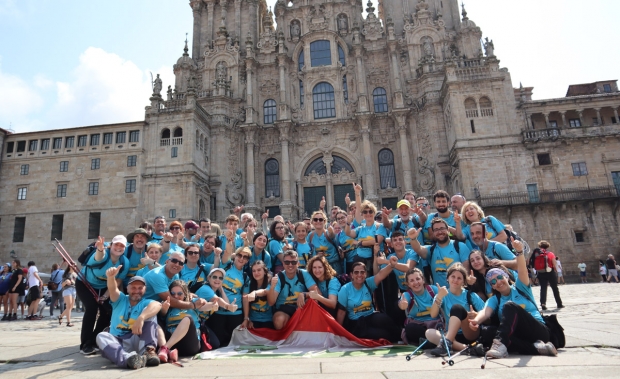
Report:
1,282,619,378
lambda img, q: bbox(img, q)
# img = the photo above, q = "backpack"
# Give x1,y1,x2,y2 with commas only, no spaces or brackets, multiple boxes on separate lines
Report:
275,270,307,303
78,242,110,265
405,285,436,315
188,264,209,293
393,216,421,235
482,217,529,255
84,249,128,279
428,240,461,284
529,248,552,272
292,240,315,268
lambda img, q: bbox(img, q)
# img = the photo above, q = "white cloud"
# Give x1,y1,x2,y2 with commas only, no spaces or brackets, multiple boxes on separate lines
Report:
0,58,45,126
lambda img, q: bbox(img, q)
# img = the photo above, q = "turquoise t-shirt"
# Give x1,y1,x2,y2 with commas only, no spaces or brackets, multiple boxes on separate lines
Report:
220,234,244,251
423,241,471,287
194,284,217,321
308,231,339,264
248,247,272,272
463,215,506,249
436,289,485,323
292,241,313,269
80,250,129,289
124,244,147,279
336,231,357,261
135,265,155,278
485,278,544,324
180,264,212,290
159,243,184,265
402,285,439,321
317,277,342,298
422,211,466,245
268,239,287,266
353,223,388,259
143,265,178,300
337,277,377,320
381,249,420,291
482,241,516,262
216,265,246,315
109,293,154,337
199,251,217,265
243,282,273,323
267,269,316,309
390,215,424,246
166,304,201,338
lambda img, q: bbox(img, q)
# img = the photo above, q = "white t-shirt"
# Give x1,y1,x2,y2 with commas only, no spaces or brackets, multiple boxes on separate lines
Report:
577,263,586,272
27,266,40,287
556,260,563,273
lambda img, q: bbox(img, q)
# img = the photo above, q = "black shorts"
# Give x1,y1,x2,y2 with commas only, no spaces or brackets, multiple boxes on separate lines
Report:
29,286,41,299
275,304,297,317
9,286,24,295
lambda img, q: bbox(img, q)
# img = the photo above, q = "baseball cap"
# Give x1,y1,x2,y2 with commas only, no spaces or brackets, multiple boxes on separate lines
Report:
111,235,128,246
127,276,146,285
185,220,199,230
397,199,411,208
209,268,226,277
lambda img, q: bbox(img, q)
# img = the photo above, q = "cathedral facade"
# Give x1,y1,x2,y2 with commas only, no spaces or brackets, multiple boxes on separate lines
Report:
1,0,620,275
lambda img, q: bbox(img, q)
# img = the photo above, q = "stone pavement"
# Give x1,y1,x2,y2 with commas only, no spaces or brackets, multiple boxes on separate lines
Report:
1,282,619,378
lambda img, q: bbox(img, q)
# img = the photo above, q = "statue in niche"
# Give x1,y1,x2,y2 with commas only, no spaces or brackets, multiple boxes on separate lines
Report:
422,38,434,57
166,85,172,100
484,37,495,57
338,14,348,33
152,73,162,96
216,61,228,81
290,20,300,38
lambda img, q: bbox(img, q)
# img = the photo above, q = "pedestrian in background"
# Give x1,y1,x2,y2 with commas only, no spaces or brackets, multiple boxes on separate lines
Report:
555,257,565,285
598,261,607,283
606,255,619,283
530,241,563,310
577,261,587,283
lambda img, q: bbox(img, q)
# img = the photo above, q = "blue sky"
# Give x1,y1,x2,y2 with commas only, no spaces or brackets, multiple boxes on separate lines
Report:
0,0,618,133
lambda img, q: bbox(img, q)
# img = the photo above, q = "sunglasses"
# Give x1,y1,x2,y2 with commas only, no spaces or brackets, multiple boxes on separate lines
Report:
170,291,184,297
489,275,505,285
283,260,298,265
170,226,181,230
275,226,285,230
312,218,324,222
362,210,374,214
169,258,185,266
186,251,200,256
353,270,367,275
211,275,223,280
237,255,250,261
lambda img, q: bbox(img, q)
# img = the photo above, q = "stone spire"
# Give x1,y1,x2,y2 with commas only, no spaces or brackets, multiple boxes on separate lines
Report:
461,2,468,21
366,0,375,15
183,33,189,57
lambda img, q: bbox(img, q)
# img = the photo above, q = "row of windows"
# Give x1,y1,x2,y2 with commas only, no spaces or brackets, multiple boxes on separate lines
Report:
536,154,594,177
6,131,139,154
12,212,102,242
16,179,137,200
19,156,137,175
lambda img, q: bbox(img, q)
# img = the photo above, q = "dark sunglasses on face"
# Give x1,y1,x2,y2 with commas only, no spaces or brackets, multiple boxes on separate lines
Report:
211,275,223,280
170,291,184,296
362,210,374,214
169,258,184,266
186,251,200,256
283,260,298,265
336,217,347,221
418,203,429,207
237,254,250,261
489,275,505,285
312,218,324,222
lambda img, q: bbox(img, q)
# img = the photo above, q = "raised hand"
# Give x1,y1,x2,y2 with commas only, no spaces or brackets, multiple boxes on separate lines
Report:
467,305,477,320
161,296,171,313
224,229,234,240
345,193,351,205
353,182,362,193
511,236,524,252
308,290,319,300
347,214,354,224
389,255,398,267
246,291,256,302
106,265,123,278
320,196,326,210
467,270,477,286
95,236,105,251
214,247,223,257
407,228,421,240
228,298,238,313
270,275,279,288
454,211,461,224
140,252,154,267
398,294,409,309
437,283,448,298
164,232,174,241
381,207,391,221
175,230,184,243
262,211,269,220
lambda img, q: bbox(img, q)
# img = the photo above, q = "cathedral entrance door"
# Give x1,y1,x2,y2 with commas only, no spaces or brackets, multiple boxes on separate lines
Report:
304,186,327,218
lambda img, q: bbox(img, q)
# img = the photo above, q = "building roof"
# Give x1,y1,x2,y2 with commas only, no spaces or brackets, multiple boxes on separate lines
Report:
566,80,617,97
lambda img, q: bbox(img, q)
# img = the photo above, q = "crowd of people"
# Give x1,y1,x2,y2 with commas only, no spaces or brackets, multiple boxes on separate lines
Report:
3,185,610,370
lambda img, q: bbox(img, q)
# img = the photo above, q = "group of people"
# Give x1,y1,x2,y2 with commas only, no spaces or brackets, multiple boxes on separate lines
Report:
3,186,575,370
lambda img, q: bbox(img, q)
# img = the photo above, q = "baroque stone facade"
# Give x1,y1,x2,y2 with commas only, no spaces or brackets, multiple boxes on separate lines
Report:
1,0,619,275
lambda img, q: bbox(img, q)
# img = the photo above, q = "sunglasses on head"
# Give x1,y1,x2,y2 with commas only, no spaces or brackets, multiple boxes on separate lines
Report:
170,291,184,297
489,275,505,285
283,260,298,265
186,250,200,256
312,218,324,222
210,275,223,280
169,258,184,266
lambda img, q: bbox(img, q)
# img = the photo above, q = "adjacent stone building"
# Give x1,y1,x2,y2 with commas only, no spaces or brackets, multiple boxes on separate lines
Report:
1,0,619,276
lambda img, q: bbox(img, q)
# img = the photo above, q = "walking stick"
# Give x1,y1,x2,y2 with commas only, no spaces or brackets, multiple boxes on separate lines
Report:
52,239,100,301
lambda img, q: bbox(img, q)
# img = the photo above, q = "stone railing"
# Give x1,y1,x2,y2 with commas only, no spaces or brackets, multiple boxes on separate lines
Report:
523,127,560,141
477,185,620,208
480,107,494,117
158,99,187,112
465,109,478,118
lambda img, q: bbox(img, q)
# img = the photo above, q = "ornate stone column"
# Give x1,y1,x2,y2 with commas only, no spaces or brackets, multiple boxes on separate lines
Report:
355,52,369,112
577,110,584,126
296,180,303,210
190,1,202,59
543,112,550,128
394,112,413,191
323,154,334,210
613,107,619,124
357,116,378,202
595,108,602,125
278,123,293,217
244,126,257,208
560,111,567,128
206,1,215,41
389,44,404,108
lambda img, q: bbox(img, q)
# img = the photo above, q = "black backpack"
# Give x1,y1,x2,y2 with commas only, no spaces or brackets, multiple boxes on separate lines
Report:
393,216,421,235
482,217,528,255
292,241,315,268
78,242,110,265
188,264,209,293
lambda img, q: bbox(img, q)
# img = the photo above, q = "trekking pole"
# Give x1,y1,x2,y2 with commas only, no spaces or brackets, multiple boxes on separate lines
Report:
481,354,487,369
52,239,100,301
441,341,477,366
405,339,428,361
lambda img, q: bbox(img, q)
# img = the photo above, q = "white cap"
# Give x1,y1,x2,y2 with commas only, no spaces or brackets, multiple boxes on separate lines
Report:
111,235,128,246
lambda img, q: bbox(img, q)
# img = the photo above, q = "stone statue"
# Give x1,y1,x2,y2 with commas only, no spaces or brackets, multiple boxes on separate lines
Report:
423,38,433,57
338,14,348,32
484,37,495,57
188,76,196,90
216,61,228,81
166,85,172,101
290,20,300,38
152,74,162,96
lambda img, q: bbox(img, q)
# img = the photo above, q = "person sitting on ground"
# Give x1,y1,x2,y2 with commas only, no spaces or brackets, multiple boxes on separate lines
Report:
96,270,161,369
336,259,401,342
307,255,341,318
267,250,318,330
135,243,163,277
398,268,440,347
425,263,485,357
241,261,274,329
198,267,236,349
468,238,558,359
58,266,77,326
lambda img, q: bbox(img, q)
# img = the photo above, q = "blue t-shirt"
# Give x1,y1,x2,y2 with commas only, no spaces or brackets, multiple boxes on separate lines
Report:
268,269,316,309
166,304,201,338
423,241,471,287
436,289,485,327
135,265,155,278
390,215,424,246
482,241,516,262
109,293,154,337
336,231,357,261
124,244,146,279
80,250,129,289
381,249,419,291
308,231,339,264
149,233,164,243
268,239,287,266
422,212,466,245
143,265,179,300
337,277,377,320
220,233,244,251
463,216,506,249
353,223,388,259
199,251,217,265
317,277,342,298
159,243,184,265
217,265,246,315
194,285,217,321
403,285,439,321
180,264,212,289
292,241,313,268
243,282,273,323
485,278,544,324
248,248,272,272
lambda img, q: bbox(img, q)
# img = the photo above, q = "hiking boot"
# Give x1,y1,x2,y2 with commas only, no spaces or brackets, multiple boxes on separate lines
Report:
144,346,160,367
467,343,486,357
534,340,558,356
11,313,17,321
80,346,97,355
430,339,452,357
486,339,509,359
126,352,147,370
1,314,7,321
158,346,169,363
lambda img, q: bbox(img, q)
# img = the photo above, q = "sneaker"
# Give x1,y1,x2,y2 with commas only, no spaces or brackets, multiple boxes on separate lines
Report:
468,343,486,357
534,340,558,356
11,314,17,321
486,339,509,359
158,346,170,363
126,353,147,370
541,304,547,310
80,346,97,355
430,339,452,357
168,348,178,363
144,347,160,367
557,305,565,309
1,314,7,321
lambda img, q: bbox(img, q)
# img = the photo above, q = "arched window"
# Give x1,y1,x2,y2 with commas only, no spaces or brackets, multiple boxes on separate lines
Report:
265,159,280,197
304,156,354,176
378,149,397,189
264,99,277,124
464,98,478,118
161,128,170,139
298,50,304,71
310,40,331,67
343,76,348,104
173,127,183,137
338,45,346,66
313,82,336,119
479,96,493,117
304,157,327,175
331,156,354,173
299,80,304,107
373,88,388,113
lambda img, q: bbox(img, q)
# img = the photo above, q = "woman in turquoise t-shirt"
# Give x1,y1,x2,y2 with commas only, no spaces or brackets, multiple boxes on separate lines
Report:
307,255,341,318
268,220,289,273
241,260,273,329
398,268,440,346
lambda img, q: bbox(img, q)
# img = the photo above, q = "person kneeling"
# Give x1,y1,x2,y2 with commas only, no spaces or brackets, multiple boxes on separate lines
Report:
96,269,162,370
267,250,318,330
